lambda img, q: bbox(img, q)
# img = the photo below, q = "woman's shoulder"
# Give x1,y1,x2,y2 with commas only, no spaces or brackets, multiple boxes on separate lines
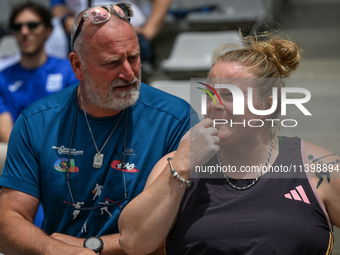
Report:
303,141,339,166
303,140,340,227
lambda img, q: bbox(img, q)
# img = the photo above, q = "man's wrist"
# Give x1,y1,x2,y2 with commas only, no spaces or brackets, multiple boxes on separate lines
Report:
83,236,103,254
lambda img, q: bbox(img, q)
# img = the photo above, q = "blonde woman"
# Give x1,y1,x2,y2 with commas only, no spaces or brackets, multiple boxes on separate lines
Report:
119,34,339,255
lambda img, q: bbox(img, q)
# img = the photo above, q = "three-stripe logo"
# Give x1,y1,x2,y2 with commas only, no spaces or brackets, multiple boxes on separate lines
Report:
284,185,310,204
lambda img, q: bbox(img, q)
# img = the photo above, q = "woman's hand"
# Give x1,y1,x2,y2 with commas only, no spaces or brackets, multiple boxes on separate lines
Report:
173,118,220,174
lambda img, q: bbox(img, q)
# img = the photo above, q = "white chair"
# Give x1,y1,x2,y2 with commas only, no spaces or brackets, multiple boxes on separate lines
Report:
0,35,19,59
170,0,221,12
150,80,206,120
0,51,20,71
186,0,267,32
160,30,243,72
151,80,191,101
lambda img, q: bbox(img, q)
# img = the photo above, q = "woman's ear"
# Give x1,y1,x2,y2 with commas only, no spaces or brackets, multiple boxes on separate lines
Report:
259,95,274,120
266,95,273,110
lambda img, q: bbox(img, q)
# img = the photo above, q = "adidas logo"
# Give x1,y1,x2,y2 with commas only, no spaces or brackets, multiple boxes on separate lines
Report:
284,185,310,204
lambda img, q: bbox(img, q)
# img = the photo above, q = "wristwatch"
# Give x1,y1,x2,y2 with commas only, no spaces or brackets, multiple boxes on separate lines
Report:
83,236,104,254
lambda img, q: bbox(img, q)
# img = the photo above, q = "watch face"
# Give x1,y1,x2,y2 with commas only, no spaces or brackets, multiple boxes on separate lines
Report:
84,236,103,252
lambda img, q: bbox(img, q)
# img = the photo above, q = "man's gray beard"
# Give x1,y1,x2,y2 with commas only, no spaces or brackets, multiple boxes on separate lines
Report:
84,70,141,111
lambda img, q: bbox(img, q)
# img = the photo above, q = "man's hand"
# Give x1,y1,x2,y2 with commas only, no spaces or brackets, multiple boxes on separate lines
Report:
51,233,100,254
72,248,98,255
51,232,84,247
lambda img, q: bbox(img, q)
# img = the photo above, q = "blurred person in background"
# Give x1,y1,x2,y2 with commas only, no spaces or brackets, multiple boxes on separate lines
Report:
0,1,78,151
50,0,172,63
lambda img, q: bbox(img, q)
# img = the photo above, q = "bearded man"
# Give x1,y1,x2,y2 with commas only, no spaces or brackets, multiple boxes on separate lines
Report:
0,3,197,254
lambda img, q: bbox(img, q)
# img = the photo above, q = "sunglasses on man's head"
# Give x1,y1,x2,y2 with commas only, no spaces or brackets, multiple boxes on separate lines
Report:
72,3,134,51
11,21,43,32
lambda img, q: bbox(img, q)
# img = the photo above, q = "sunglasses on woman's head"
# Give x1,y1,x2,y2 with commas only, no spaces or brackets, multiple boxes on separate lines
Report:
71,3,134,51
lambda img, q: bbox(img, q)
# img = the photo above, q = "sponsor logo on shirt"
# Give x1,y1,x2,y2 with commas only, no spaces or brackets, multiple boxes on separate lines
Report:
123,148,135,156
46,73,63,92
52,145,84,155
111,160,139,173
284,185,310,204
54,158,79,172
8,80,23,92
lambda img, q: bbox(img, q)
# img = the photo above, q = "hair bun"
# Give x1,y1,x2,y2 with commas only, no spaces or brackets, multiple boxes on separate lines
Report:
252,37,301,78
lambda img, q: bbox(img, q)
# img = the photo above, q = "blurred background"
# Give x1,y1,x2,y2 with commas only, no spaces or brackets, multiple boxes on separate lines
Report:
1,0,340,252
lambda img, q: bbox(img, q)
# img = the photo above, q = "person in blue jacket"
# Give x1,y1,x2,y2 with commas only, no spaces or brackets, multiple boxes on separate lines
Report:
0,2,78,144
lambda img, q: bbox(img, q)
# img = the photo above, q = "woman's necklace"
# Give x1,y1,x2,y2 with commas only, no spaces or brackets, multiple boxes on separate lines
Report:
80,91,124,169
217,137,274,190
